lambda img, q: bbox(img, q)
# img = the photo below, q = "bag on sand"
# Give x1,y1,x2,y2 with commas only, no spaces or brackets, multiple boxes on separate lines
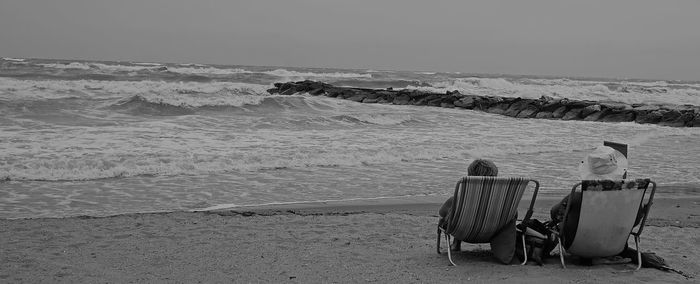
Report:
515,219,558,265
619,249,694,278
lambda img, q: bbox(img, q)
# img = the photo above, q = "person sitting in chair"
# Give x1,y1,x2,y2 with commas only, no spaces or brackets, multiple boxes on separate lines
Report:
550,145,628,225
438,159,498,251
550,145,656,265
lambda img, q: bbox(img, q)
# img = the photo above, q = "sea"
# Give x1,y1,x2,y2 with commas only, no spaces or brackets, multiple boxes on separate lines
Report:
2,57,699,219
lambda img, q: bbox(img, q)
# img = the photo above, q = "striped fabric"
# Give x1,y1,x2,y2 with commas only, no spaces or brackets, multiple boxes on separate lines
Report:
446,176,530,243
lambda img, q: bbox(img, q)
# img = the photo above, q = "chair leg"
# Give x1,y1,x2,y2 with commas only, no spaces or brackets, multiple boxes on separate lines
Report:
520,234,528,265
634,235,642,271
558,237,566,268
446,234,457,266
437,227,442,254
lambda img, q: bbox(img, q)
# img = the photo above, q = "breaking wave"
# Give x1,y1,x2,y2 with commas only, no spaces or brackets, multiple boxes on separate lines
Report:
408,77,700,106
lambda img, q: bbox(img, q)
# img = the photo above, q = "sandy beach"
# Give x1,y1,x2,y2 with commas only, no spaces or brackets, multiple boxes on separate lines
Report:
1,193,698,283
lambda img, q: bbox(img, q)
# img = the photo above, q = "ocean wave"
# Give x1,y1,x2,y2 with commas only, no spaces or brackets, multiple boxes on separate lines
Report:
410,77,700,106
0,146,464,182
90,62,167,72
36,62,92,70
2,57,26,62
165,66,251,75
330,113,415,125
262,69,372,79
131,62,164,66
110,91,272,114
35,62,166,73
0,77,271,102
111,95,195,116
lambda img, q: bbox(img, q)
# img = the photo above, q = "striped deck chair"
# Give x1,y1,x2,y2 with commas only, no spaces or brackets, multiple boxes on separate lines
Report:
437,176,540,266
557,179,656,270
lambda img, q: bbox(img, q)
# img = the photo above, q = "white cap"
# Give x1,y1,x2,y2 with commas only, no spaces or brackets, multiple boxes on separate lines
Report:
578,146,628,180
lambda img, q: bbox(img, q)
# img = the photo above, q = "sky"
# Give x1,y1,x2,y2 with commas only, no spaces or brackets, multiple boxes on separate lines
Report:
1,0,699,81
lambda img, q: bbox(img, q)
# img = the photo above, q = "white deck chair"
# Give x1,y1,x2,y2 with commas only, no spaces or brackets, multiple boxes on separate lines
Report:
557,179,656,270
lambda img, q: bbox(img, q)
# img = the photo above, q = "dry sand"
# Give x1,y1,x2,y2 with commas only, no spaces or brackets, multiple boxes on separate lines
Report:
1,195,699,283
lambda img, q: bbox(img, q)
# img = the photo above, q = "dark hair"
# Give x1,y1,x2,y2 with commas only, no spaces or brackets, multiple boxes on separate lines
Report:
467,159,498,176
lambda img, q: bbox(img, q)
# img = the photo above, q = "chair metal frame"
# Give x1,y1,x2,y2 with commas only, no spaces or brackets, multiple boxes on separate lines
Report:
557,179,656,270
436,176,540,266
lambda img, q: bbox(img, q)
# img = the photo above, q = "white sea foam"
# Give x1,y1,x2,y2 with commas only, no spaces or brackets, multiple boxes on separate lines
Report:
147,66,372,79
0,137,464,181
90,63,163,72
263,69,372,79
0,77,271,104
349,113,414,125
131,62,163,66
2,57,26,62
166,66,251,75
37,62,92,70
407,77,700,106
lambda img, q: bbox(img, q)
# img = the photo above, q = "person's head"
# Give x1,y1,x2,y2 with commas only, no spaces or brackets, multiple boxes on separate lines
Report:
578,146,628,180
467,159,498,176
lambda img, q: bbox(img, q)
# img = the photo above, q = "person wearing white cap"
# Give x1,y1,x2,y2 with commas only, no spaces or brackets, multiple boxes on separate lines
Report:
551,145,628,226
578,145,628,180
549,145,637,265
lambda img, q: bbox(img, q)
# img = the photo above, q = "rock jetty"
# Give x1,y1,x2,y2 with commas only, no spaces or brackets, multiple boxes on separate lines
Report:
268,80,700,127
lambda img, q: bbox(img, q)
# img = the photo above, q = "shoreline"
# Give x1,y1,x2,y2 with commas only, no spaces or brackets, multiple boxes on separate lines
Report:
4,182,699,221
2,195,698,282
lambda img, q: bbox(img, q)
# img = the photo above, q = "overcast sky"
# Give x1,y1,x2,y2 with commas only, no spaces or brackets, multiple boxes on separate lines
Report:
1,0,699,80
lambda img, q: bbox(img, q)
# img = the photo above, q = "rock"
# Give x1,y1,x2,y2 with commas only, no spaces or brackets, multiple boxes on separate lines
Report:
278,82,294,93
440,102,455,108
540,99,564,112
393,94,411,105
539,95,555,102
427,98,443,107
473,97,498,110
363,92,380,100
377,97,393,104
636,110,664,124
535,111,554,119
414,90,432,99
659,109,696,127
562,108,583,120
281,87,297,96
599,110,636,122
504,99,538,118
551,106,568,118
347,94,366,102
503,99,526,117
454,97,476,109
601,102,632,111
308,88,325,96
563,100,592,109
516,106,539,118
487,103,510,115
325,88,343,98
263,80,696,127
581,105,602,117
633,105,661,112
691,113,700,127
583,109,610,121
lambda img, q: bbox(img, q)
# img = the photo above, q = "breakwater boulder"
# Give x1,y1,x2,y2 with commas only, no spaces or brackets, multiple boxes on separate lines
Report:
268,80,699,127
